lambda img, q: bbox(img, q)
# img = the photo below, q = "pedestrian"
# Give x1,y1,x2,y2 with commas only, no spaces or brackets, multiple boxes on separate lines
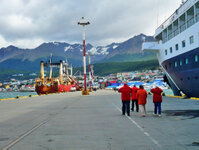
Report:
137,85,147,117
131,85,139,112
151,86,163,117
118,83,132,116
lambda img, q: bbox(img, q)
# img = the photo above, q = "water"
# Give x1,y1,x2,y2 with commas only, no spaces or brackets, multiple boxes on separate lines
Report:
163,89,174,96
146,88,174,96
0,92,38,99
0,89,174,100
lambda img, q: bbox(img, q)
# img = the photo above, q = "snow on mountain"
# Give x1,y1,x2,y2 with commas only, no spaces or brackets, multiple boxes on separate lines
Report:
64,46,73,52
113,45,118,49
0,34,154,66
100,47,109,55
87,47,100,55
52,42,60,46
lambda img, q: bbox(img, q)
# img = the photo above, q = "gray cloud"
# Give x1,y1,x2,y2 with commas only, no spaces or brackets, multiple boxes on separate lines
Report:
0,0,181,48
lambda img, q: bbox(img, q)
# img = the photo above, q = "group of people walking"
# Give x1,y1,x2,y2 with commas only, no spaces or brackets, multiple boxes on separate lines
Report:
118,83,163,117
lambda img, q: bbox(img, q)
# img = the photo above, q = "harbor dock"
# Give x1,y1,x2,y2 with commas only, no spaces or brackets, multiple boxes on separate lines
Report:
0,90,199,150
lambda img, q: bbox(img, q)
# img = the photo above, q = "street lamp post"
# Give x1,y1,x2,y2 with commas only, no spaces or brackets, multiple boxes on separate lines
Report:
78,17,90,95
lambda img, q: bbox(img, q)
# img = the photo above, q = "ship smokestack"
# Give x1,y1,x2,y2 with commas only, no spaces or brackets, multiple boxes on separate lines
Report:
40,61,44,79
60,60,63,84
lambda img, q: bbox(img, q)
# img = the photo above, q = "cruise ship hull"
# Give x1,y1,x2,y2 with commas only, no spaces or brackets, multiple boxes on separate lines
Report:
162,47,199,98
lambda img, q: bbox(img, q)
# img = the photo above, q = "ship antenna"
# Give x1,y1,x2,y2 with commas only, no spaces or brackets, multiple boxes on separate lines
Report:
50,53,53,64
181,0,185,4
156,0,159,28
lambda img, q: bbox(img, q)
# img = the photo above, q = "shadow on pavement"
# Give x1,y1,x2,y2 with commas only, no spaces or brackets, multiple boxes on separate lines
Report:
163,110,199,119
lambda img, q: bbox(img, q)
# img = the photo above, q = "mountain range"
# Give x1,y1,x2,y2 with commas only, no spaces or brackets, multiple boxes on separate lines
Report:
0,33,156,71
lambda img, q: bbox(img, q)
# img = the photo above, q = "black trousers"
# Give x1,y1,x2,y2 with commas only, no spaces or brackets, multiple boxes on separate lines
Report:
122,101,130,115
131,100,139,112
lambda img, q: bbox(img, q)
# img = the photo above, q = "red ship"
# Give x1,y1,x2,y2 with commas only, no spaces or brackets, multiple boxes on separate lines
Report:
35,59,81,95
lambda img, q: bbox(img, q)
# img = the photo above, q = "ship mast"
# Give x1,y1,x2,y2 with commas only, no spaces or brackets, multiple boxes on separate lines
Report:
49,53,53,79
59,60,63,84
40,61,45,84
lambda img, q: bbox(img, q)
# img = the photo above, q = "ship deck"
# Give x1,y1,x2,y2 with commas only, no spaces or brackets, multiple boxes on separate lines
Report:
0,90,199,150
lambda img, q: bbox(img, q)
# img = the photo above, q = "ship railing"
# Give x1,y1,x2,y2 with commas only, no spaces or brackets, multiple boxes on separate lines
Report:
168,33,173,40
173,28,179,36
187,16,195,28
155,0,195,35
196,13,199,22
179,23,186,32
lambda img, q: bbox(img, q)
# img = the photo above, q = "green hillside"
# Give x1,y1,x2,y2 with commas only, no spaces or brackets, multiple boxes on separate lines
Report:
92,59,159,76
102,52,157,63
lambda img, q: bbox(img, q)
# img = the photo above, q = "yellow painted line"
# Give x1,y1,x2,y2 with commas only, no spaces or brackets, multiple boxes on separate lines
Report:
31,95,38,97
166,95,184,99
167,95,199,101
0,95,39,101
190,97,199,100
18,96,29,99
0,98,15,101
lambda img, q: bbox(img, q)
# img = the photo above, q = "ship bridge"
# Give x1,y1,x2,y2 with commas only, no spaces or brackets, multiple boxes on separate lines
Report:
154,0,199,43
142,41,161,53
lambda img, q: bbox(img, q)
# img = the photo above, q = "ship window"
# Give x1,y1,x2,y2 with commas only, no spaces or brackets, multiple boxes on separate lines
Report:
165,65,167,70
175,61,178,67
182,40,186,47
179,13,186,32
195,55,198,62
187,77,190,80
169,63,172,68
170,47,172,53
189,36,194,44
196,2,199,22
185,58,188,64
162,29,168,43
173,20,179,36
187,6,194,28
165,49,167,55
175,44,179,50
168,25,173,40
195,76,198,79
179,60,182,66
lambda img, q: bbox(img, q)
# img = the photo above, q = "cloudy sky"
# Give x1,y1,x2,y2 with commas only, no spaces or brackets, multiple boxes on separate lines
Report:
0,0,182,48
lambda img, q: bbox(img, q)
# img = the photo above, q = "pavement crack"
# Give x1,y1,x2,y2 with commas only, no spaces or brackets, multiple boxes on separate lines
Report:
1,118,50,150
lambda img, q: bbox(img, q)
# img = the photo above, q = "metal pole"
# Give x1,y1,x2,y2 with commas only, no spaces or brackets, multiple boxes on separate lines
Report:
49,53,53,79
82,26,87,92
78,17,90,95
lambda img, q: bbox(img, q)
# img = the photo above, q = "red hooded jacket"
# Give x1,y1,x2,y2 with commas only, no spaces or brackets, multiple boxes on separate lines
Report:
137,89,147,105
150,87,163,103
118,84,132,101
131,85,138,100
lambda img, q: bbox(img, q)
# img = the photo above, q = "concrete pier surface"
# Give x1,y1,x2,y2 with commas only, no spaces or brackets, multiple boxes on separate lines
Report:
0,90,199,150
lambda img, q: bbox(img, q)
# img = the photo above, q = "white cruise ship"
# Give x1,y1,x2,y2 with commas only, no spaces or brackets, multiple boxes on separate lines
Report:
142,0,199,98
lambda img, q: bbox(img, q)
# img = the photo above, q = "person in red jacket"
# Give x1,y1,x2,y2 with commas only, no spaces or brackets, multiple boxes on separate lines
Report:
131,85,139,112
150,86,163,117
118,83,132,116
137,85,147,117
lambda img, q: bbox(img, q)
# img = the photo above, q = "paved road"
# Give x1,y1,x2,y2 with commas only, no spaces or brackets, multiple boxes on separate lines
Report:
0,90,199,150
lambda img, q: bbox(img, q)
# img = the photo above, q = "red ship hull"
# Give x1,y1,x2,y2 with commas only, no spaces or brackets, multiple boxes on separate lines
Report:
36,84,73,95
